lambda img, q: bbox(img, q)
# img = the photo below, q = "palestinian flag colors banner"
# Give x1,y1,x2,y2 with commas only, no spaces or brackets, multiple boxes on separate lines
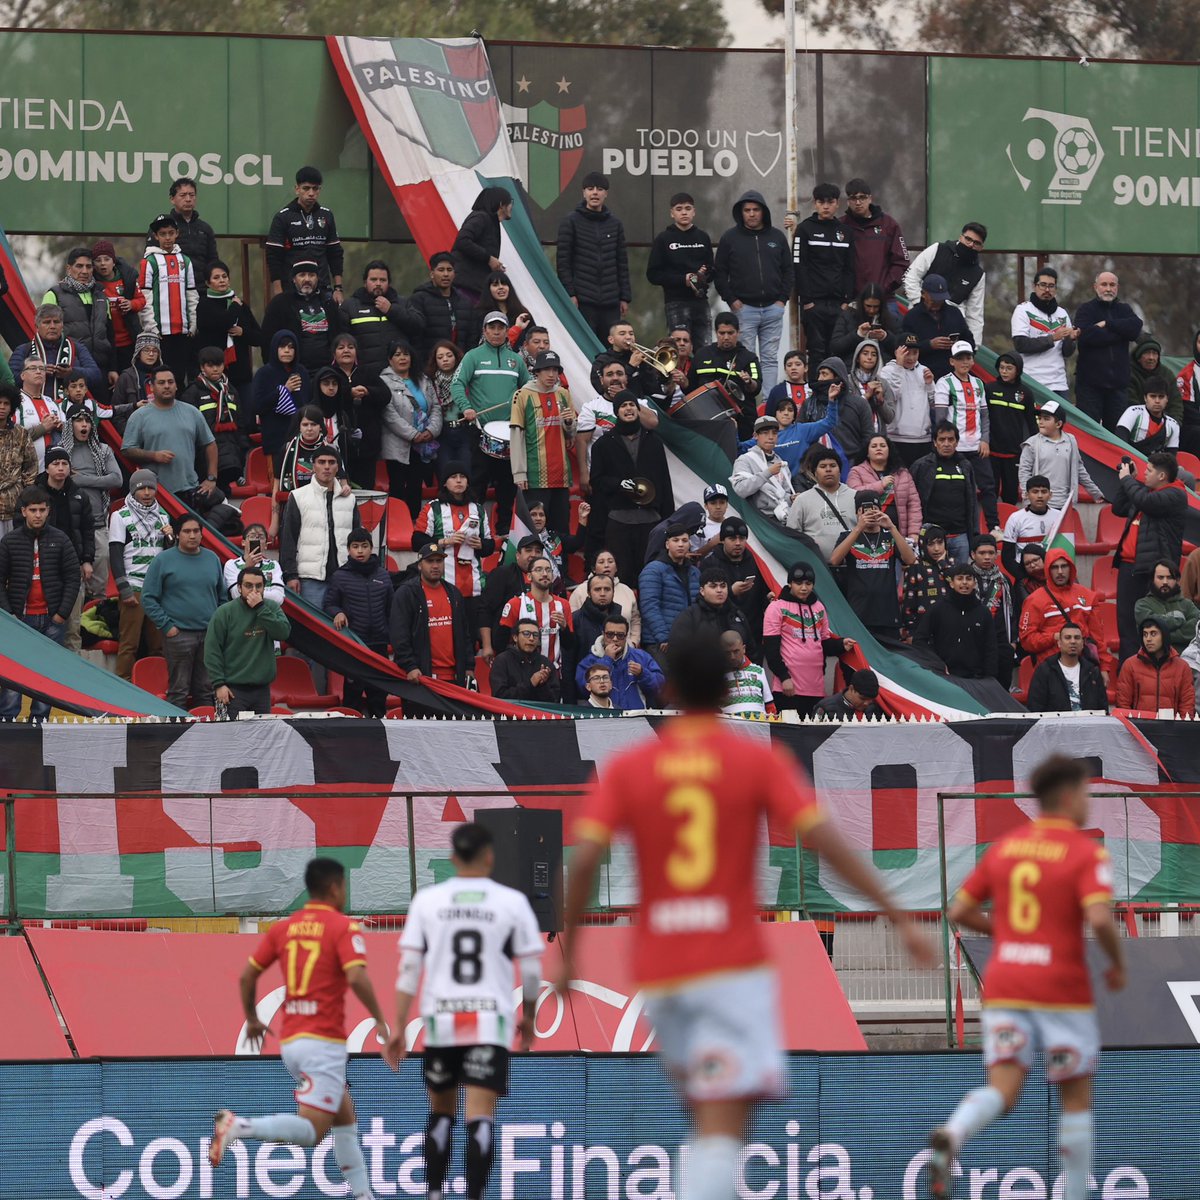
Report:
4,714,1200,921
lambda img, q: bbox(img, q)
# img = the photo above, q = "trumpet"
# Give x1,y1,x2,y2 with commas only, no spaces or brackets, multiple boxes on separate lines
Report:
631,339,679,377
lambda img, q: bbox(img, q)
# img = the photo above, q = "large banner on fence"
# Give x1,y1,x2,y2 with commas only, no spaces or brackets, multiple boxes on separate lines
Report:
929,56,1200,254
3,715,1200,919
8,1053,1175,1200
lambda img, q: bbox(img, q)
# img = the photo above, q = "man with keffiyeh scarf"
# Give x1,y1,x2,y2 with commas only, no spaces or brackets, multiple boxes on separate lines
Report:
108,469,173,680
970,533,1017,688
10,303,104,401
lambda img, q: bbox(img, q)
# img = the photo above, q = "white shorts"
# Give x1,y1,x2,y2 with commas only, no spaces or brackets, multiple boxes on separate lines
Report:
644,967,786,1102
281,1038,348,1114
982,1007,1100,1082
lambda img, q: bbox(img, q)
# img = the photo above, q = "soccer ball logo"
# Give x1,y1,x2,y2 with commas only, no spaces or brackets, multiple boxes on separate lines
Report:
1055,127,1098,176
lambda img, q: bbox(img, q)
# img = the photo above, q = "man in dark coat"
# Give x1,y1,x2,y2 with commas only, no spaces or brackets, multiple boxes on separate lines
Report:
0,485,81,718
409,252,475,364
390,543,475,687
339,260,424,374
556,172,631,342
490,617,561,702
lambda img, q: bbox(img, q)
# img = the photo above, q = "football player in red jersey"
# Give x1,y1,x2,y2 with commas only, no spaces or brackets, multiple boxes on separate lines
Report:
558,635,932,1200
209,858,389,1200
925,755,1126,1200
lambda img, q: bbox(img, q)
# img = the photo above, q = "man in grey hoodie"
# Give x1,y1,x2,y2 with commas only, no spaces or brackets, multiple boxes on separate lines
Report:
713,191,794,390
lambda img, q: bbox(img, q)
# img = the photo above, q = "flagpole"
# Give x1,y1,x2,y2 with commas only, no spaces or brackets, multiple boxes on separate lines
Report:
783,0,801,355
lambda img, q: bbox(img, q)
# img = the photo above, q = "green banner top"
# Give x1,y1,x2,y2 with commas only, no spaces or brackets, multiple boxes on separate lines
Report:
929,56,1200,254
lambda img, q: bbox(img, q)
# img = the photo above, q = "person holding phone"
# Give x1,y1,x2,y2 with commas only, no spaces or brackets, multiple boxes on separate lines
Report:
223,522,286,604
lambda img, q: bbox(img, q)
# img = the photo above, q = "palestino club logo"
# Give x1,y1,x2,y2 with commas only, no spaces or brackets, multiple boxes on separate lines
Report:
504,75,587,210
343,37,502,169
1006,108,1104,205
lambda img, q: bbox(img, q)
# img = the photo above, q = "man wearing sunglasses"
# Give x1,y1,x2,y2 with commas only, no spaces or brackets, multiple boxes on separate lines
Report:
903,221,988,344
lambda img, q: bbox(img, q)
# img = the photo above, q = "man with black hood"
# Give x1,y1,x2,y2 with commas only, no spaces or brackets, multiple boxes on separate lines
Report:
914,559,997,680
903,222,988,343
1074,271,1143,430
714,191,794,389
260,261,342,374
1009,266,1076,400
794,182,856,366
556,172,631,342
452,186,513,302
339,260,423,374
690,312,762,441
900,273,973,382
840,179,909,304
1127,338,1182,419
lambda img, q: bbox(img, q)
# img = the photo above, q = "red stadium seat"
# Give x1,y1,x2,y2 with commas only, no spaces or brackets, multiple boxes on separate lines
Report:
1014,655,1035,705
189,706,217,719
270,656,338,709
228,447,272,499
1093,602,1119,653
1090,556,1118,600
386,498,415,552
1096,504,1127,550
1177,450,1200,481
132,656,168,699
1060,506,1115,556
238,496,275,545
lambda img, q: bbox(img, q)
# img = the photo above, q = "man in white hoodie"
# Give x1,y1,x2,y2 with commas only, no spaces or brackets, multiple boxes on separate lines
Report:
880,334,934,468
1017,400,1103,509
731,414,795,522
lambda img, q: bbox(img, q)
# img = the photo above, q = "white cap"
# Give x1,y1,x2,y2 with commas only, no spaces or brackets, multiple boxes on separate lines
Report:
950,340,974,357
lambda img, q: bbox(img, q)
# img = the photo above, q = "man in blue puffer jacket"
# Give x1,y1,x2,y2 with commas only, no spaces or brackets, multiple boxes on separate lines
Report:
575,612,665,709
638,522,700,657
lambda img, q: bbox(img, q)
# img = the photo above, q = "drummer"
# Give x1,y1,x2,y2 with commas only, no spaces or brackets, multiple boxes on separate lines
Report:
448,309,530,537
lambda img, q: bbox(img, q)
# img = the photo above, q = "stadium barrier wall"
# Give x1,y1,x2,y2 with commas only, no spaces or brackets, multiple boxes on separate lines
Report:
10,1051,1180,1199
4,715,1200,920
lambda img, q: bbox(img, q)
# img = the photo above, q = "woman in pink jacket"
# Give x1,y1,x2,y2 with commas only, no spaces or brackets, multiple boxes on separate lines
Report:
762,562,856,716
847,434,923,538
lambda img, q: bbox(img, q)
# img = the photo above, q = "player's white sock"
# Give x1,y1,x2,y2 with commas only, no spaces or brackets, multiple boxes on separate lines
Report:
678,1135,742,1200
1058,1111,1093,1200
943,1086,1005,1148
334,1124,375,1199
242,1114,318,1145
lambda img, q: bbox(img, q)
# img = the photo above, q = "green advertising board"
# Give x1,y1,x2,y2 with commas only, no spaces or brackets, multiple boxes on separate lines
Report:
0,31,370,236
929,56,1200,254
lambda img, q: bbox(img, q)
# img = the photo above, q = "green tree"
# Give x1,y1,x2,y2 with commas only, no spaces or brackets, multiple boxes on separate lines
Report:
0,0,727,46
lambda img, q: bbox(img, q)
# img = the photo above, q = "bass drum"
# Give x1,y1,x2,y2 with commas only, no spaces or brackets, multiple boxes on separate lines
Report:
668,381,735,423
478,420,512,459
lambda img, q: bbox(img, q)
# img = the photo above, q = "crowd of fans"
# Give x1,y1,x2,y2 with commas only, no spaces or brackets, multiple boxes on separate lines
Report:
1,164,1199,720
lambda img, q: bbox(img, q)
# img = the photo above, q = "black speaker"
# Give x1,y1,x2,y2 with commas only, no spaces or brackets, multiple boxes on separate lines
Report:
476,808,563,933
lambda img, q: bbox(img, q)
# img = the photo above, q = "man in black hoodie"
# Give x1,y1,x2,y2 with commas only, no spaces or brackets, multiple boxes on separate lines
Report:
794,183,856,365
339,260,423,375
700,516,770,657
714,190,793,390
409,252,474,364
646,192,715,351
668,567,755,648
556,172,631,342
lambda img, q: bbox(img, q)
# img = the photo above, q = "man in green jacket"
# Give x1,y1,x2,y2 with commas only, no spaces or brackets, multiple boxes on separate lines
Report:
1133,559,1200,653
449,312,530,535
204,564,292,716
